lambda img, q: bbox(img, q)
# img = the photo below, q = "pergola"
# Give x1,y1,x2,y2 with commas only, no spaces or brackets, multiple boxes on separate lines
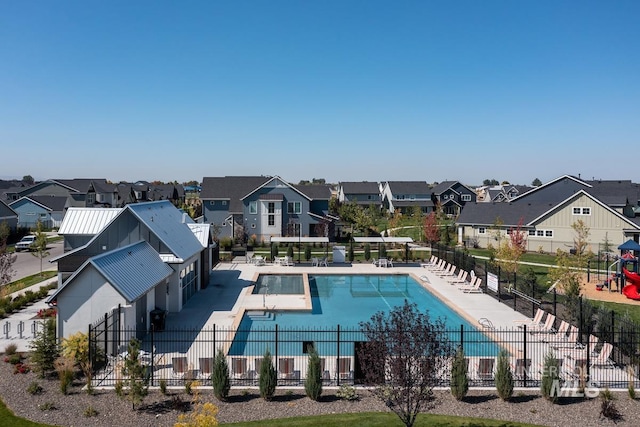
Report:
352,236,414,263
269,236,330,263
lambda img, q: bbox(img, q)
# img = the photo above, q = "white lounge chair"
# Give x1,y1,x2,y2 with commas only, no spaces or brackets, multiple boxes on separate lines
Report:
529,313,556,334
514,308,545,329
460,277,483,293
447,270,468,285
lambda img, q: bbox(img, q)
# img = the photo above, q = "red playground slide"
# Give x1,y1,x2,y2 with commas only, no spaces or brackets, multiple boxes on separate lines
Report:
621,268,640,300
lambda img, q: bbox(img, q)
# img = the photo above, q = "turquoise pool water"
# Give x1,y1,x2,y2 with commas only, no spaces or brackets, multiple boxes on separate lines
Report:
229,274,499,357
252,274,304,294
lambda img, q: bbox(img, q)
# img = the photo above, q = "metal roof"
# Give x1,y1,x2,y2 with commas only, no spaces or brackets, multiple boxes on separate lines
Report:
127,201,203,261
58,208,122,235
353,237,413,243
49,241,173,304
187,223,212,248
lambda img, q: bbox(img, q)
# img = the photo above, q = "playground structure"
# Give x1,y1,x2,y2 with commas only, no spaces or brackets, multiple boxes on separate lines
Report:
622,268,640,300
598,239,640,301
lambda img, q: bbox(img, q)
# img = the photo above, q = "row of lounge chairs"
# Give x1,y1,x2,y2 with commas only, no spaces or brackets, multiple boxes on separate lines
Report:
420,256,483,293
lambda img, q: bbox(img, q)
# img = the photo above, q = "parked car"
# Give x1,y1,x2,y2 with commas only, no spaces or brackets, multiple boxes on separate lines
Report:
15,235,37,251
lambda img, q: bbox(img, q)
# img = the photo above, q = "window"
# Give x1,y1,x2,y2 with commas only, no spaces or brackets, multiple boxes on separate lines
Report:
528,230,536,236
545,230,553,237
287,201,301,214
268,215,275,226
478,227,486,234
572,207,591,215
87,193,95,204
532,229,553,238
222,200,227,205
268,202,275,214
462,194,472,201
249,201,257,214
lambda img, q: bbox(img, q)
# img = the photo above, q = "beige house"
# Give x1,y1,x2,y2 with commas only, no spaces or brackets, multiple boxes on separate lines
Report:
457,176,640,253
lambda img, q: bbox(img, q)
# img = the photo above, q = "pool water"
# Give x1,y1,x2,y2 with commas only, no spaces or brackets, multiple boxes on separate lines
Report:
252,274,304,294
230,274,499,357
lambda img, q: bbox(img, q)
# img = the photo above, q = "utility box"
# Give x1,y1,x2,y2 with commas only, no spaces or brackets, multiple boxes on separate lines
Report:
333,246,346,263
150,309,166,332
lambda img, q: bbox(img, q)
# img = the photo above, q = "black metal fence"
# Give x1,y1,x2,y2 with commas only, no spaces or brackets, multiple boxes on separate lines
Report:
88,317,640,390
431,244,640,373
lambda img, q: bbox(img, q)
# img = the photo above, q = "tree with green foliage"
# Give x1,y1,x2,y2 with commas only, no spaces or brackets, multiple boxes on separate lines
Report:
348,242,354,262
122,338,148,410
304,244,311,261
61,332,93,388
494,349,514,401
30,318,59,378
304,344,322,401
495,218,527,278
212,349,230,401
540,351,560,403
364,243,371,261
23,175,35,185
531,178,542,187
31,220,49,277
450,346,468,401
358,300,453,427
0,221,16,286
259,349,277,401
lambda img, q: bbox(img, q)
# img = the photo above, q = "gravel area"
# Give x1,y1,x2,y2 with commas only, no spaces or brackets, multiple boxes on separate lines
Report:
1,355,639,426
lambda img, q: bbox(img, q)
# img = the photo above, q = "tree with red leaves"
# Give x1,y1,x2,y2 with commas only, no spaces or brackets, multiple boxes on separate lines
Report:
423,212,439,247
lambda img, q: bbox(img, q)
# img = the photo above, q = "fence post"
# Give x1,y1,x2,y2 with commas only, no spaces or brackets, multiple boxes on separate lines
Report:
336,324,341,386
150,325,155,386
523,325,528,387
553,289,557,316
513,288,517,311
579,296,584,345
497,266,501,301
531,277,536,318
213,323,216,354
275,323,279,380
103,312,108,355
611,310,615,347
88,324,93,376
587,260,591,283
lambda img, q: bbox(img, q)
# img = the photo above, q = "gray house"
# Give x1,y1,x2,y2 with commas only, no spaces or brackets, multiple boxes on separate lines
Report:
431,181,477,217
0,200,18,231
9,195,68,229
381,181,434,215
49,200,214,339
201,176,334,243
14,179,118,208
337,181,381,207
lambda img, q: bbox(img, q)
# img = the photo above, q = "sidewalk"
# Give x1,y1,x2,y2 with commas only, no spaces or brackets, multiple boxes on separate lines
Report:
0,274,58,353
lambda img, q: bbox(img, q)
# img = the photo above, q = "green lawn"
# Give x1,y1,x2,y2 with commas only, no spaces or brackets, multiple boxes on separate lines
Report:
591,300,640,324
0,399,52,427
222,412,542,426
1,270,57,295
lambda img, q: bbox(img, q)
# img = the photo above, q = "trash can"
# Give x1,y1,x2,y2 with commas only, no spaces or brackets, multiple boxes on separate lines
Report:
150,309,166,332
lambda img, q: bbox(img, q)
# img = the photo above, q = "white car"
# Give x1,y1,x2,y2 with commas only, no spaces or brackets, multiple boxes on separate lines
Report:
15,235,37,251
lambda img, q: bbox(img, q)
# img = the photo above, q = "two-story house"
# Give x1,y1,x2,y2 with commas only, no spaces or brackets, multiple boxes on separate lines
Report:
431,181,477,216
381,181,434,215
337,181,382,208
201,176,334,243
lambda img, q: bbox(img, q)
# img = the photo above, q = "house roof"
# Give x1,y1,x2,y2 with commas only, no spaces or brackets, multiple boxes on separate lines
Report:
385,181,432,194
48,241,173,304
10,196,54,212
392,200,435,208
294,184,332,200
0,200,17,218
53,178,116,194
58,208,122,235
200,176,271,213
28,195,68,211
187,223,212,248
339,181,380,194
126,201,203,261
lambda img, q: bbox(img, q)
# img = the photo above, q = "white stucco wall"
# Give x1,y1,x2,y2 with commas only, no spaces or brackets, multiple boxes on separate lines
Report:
56,267,126,339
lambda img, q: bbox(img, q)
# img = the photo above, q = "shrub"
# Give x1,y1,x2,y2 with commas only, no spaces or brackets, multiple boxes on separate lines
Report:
14,362,30,374
83,406,98,417
55,356,75,395
27,381,43,395
304,244,311,261
6,353,22,365
175,402,219,426
39,402,56,411
450,346,468,401
304,345,322,401
348,244,354,262
379,244,387,258
287,245,294,258
259,349,277,401
4,343,17,356
114,380,124,397
600,388,622,422
122,338,148,409
212,349,230,401
184,379,194,395
336,384,359,401
494,349,513,401
364,243,371,261
159,379,168,395
540,351,560,403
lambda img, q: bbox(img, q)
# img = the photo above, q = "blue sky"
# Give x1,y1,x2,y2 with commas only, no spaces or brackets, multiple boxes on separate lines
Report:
1,1,639,186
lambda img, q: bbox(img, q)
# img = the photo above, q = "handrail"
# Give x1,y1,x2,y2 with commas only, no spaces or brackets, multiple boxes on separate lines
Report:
507,285,541,306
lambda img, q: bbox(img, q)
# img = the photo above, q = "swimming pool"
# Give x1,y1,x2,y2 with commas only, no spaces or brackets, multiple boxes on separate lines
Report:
229,274,499,357
252,274,304,294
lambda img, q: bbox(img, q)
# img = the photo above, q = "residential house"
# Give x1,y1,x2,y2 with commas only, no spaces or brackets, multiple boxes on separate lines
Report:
48,200,214,339
201,176,335,243
115,181,185,207
9,195,68,229
11,179,118,208
430,181,477,216
457,175,640,253
381,181,434,215
476,184,532,203
0,200,18,231
337,181,382,208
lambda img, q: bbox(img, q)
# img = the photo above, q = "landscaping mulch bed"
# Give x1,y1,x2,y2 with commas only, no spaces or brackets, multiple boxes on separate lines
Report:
1,354,639,426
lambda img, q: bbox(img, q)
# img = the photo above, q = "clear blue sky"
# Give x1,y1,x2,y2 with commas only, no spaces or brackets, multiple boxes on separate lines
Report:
1,1,638,186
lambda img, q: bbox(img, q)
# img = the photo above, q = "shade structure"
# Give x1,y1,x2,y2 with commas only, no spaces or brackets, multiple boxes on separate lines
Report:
618,240,640,252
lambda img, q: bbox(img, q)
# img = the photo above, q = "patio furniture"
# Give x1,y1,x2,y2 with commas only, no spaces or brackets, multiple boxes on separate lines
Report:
512,358,532,383
514,308,545,329
198,357,213,380
278,358,295,379
337,357,352,380
476,357,495,381
172,356,188,379
232,357,248,379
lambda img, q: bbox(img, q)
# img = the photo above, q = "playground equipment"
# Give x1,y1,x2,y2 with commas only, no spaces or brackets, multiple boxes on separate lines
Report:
622,268,640,300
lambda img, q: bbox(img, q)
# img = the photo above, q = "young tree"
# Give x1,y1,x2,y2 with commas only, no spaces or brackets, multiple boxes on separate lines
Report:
259,349,277,401
423,212,440,247
495,218,527,278
304,344,322,401
122,338,148,410
31,220,50,276
450,346,468,401
358,300,453,427
494,349,514,401
30,318,59,378
0,221,16,286
540,350,560,403
212,349,230,401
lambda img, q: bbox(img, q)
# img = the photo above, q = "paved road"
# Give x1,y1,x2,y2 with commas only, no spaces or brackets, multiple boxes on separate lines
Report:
11,238,62,280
